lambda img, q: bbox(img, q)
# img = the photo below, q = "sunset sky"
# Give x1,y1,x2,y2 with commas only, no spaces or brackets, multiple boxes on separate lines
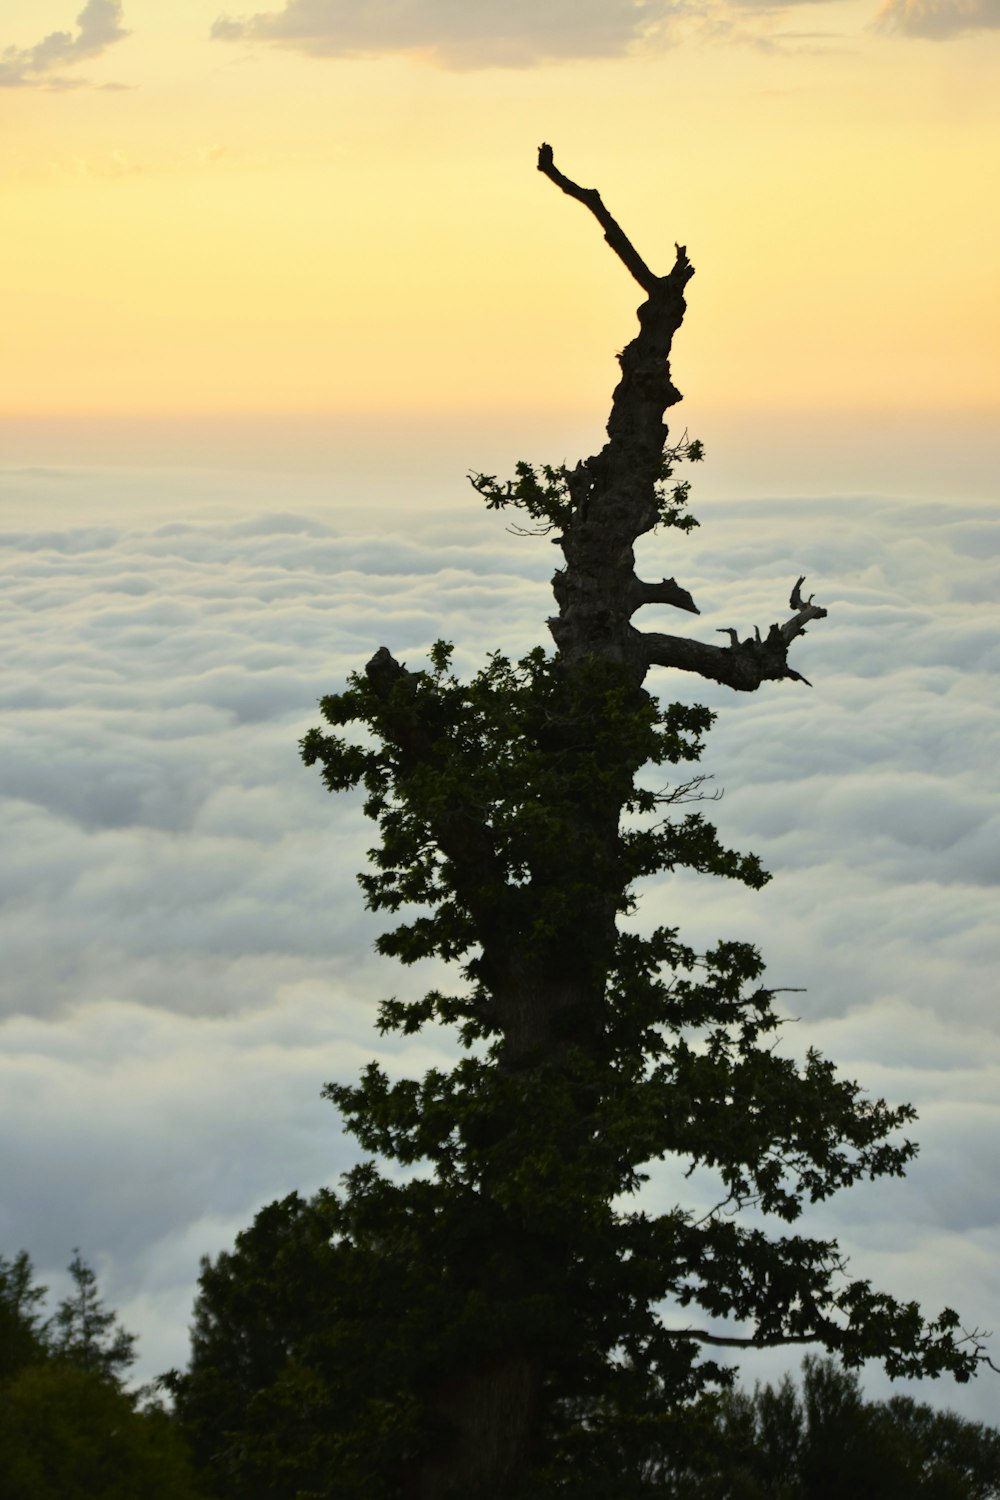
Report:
3,0,998,431
2,0,999,1424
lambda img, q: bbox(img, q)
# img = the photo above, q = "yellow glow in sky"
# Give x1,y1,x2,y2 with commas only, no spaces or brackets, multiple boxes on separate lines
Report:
2,0,997,420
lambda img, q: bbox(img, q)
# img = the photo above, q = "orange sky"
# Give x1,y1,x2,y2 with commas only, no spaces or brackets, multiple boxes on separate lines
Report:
2,0,998,424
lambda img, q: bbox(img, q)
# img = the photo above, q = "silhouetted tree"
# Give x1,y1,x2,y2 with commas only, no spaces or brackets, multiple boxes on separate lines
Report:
49,1248,137,1384
175,146,993,1499
0,1251,49,1381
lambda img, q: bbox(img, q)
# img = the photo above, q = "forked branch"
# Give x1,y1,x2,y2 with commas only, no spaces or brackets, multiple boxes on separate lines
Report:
642,579,827,690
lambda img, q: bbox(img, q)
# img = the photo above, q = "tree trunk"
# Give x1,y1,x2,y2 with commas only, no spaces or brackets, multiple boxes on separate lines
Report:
412,1356,541,1500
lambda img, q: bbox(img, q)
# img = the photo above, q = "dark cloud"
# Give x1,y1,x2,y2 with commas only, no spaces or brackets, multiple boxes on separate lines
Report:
876,0,1000,36
210,0,674,68
0,1,128,89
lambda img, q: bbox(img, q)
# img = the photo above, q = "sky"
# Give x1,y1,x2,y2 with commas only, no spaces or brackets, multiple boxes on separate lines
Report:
2,0,999,1427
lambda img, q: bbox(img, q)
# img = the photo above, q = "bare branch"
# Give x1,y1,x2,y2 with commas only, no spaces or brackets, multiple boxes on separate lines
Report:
779,592,827,646
537,142,660,294
790,575,815,610
652,774,721,807
690,1191,759,1229
507,521,556,538
952,1328,1000,1374
641,584,828,691
661,1327,823,1350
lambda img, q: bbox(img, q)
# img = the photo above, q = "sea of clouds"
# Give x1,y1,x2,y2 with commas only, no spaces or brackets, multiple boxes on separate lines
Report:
1,449,997,1418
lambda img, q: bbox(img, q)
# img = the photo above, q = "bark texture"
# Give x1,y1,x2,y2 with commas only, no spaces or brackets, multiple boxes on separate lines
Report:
412,1357,540,1500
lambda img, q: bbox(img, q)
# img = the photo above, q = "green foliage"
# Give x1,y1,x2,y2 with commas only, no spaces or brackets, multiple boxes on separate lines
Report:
644,1357,1000,1498
0,1249,200,1500
296,601,946,1409
50,1248,137,1383
0,1368,200,1500
0,1251,49,1381
0,1247,134,1386
0,1363,201,1500
302,641,738,986
469,434,703,537
166,1191,428,1500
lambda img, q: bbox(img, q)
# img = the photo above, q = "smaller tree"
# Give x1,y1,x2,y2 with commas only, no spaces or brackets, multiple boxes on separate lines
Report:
49,1249,137,1385
877,1395,1000,1500
0,1251,49,1381
0,1247,201,1500
0,1363,203,1500
167,1190,422,1500
644,1357,1000,1499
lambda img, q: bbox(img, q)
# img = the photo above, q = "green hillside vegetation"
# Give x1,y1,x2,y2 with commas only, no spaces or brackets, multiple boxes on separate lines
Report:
0,1249,201,1500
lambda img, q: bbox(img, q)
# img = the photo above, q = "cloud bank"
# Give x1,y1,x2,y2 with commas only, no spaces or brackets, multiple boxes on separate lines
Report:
876,0,1000,35
0,0,128,89
209,0,1000,63
211,0,675,68
1,464,997,1418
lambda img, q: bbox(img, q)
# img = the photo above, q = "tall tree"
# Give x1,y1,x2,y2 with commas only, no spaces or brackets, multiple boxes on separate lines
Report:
178,148,992,1499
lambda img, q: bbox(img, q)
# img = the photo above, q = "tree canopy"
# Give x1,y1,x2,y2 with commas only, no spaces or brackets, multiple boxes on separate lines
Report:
174,147,994,1499
0,1249,200,1500
645,1356,1000,1498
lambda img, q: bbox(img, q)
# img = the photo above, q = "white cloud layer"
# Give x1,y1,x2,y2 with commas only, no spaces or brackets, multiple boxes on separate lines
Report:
1,461,998,1418
0,0,128,89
